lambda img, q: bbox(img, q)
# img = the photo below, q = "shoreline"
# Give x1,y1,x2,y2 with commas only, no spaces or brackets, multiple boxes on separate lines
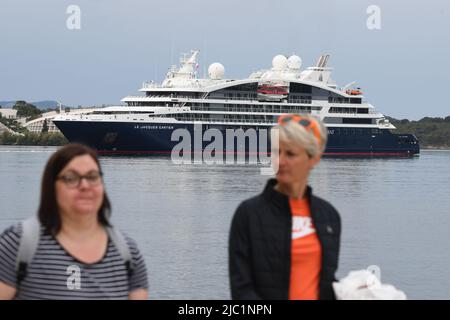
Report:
1,144,449,151
421,147,450,151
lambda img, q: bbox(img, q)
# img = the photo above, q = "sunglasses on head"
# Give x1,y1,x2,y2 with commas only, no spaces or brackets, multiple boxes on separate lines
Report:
277,114,322,146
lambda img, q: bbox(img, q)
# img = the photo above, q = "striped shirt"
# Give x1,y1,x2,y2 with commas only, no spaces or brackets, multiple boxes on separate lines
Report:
0,223,148,300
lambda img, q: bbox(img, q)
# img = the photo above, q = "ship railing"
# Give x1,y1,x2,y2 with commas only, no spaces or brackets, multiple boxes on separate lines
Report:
328,110,380,116
205,96,313,104
328,111,365,115
207,96,258,101
142,82,162,89
288,99,313,104
134,95,314,106
176,117,274,125
188,106,312,114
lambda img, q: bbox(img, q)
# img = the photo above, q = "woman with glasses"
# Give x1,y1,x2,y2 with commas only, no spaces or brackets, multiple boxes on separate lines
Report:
0,143,148,299
229,114,341,300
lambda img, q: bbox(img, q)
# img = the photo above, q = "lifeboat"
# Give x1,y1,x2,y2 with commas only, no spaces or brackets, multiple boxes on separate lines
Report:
346,89,363,95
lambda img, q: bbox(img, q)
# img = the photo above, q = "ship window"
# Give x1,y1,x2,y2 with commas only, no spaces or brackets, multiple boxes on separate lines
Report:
289,83,312,94
221,83,258,92
357,108,368,114
329,96,355,104
343,118,372,124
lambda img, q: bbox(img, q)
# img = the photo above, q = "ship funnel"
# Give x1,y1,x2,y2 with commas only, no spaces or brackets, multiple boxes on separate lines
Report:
316,54,330,68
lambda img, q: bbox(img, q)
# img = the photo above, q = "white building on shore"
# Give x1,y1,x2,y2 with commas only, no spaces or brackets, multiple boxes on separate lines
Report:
24,108,99,133
0,108,18,119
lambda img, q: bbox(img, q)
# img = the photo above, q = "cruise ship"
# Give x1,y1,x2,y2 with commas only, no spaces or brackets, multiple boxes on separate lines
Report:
53,50,419,157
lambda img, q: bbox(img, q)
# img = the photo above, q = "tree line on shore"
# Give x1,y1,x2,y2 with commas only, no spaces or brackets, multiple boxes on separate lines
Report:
0,132,68,146
0,101,67,145
388,116,450,148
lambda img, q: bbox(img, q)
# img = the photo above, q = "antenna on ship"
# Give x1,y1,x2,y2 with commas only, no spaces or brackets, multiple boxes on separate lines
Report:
170,37,175,67
203,38,206,79
154,58,157,83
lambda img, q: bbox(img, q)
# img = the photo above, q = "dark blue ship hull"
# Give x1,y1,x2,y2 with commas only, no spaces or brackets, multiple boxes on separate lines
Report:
53,120,420,157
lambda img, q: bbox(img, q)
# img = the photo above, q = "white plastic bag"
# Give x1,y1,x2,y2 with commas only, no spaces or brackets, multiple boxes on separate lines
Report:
332,270,407,300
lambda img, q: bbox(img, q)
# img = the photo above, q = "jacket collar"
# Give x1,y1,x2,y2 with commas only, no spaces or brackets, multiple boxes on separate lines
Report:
262,178,314,214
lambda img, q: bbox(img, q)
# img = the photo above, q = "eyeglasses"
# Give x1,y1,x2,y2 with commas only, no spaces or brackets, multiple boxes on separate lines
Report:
57,171,103,189
277,114,322,146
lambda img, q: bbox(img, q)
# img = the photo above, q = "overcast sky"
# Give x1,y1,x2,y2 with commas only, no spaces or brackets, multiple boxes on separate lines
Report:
0,0,448,119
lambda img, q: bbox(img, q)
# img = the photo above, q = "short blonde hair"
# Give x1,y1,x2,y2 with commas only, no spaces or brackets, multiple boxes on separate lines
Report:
272,114,328,157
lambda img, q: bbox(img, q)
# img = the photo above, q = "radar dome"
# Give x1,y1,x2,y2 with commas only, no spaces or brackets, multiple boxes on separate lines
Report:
208,63,225,80
272,55,288,71
287,55,302,70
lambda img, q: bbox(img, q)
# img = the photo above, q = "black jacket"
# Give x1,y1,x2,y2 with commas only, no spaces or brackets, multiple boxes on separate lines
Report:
229,179,341,300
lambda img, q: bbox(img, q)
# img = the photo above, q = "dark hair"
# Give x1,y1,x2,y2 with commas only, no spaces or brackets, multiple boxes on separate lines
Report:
38,143,111,235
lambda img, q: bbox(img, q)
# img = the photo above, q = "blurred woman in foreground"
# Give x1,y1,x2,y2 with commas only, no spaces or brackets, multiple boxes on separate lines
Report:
229,114,341,300
0,143,148,300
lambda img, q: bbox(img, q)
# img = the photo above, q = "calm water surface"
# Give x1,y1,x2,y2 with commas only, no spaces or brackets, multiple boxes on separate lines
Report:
1,146,449,299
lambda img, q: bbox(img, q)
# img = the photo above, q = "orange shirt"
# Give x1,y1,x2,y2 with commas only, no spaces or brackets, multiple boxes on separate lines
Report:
289,197,322,300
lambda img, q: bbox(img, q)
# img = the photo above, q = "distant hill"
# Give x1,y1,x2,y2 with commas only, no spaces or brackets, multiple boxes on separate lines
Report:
388,116,450,148
0,100,59,110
